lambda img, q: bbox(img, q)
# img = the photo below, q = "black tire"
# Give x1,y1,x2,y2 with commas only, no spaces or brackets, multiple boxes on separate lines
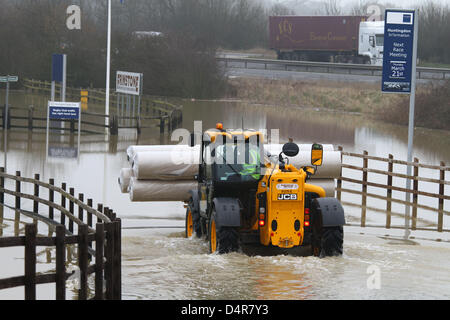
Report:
314,226,343,257
209,209,239,254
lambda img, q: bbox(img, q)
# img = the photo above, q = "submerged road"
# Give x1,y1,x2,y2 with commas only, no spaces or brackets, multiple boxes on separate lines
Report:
120,215,450,300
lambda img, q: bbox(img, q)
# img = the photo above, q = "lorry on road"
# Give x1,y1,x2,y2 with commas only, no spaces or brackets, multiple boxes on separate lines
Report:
185,124,345,257
269,15,384,65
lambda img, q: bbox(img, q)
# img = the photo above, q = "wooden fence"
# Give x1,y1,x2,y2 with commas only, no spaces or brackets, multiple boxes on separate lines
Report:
23,78,180,115
3,78,184,135
0,105,182,136
0,168,121,300
337,147,449,232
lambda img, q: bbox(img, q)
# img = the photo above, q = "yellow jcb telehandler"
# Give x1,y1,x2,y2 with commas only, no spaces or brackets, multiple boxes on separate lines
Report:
185,124,345,257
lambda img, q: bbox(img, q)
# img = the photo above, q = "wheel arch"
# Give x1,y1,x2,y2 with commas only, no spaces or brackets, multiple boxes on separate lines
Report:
212,197,241,228
311,197,346,227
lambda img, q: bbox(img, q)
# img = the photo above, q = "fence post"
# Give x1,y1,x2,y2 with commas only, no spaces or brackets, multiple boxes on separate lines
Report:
386,154,393,229
15,171,21,210
136,116,141,135
160,117,165,134
168,112,173,133
336,146,343,201
109,115,118,135
24,223,37,300
49,179,54,220
104,207,111,220
28,105,34,131
105,222,115,300
438,161,445,232
97,203,103,223
113,218,121,299
0,167,4,235
55,224,66,300
61,183,66,226
361,151,368,227
412,158,419,230
33,174,39,225
69,188,75,233
95,222,104,300
87,199,93,227
78,224,88,300
78,193,84,222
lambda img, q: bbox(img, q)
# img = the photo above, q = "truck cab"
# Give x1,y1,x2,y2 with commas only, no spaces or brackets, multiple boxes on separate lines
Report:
358,21,385,66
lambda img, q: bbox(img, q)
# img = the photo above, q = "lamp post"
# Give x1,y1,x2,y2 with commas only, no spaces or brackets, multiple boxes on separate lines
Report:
105,0,112,135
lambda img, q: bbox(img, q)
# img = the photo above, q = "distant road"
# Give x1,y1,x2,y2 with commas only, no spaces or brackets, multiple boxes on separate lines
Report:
217,52,448,85
224,64,382,84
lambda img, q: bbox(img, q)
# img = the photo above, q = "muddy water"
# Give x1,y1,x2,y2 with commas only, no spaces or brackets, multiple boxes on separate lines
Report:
121,227,450,300
0,91,449,299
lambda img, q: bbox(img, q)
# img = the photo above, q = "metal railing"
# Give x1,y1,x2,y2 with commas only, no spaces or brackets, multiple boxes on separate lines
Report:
217,57,450,80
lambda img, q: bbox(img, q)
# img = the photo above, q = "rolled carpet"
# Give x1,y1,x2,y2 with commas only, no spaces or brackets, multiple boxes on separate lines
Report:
132,150,198,180
130,145,341,180
127,177,335,202
128,178,197,202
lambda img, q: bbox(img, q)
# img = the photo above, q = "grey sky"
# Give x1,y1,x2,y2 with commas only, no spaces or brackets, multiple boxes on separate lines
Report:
268,0,448,13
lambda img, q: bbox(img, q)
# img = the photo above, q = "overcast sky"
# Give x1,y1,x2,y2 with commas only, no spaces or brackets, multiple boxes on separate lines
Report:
270,0,449,10
345,0,448,7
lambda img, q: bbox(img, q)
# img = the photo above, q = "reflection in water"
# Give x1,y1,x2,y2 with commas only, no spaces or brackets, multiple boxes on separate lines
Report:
250,259,314,300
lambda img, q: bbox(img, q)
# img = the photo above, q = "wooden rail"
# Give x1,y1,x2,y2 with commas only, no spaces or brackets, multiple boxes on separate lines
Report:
0,168,121,300
23,78,181,114
337,146,449,232
15,78,184,135
0,105,182,136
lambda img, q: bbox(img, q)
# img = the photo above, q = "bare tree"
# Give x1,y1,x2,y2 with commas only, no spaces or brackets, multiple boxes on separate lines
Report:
323,0,342,15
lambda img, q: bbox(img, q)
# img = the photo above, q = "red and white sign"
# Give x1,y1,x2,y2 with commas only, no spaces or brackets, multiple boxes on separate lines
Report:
116,71,142,96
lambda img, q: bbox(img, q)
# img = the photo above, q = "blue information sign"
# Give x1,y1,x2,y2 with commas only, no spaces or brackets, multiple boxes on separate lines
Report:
48,102,80,120
382,10,416,93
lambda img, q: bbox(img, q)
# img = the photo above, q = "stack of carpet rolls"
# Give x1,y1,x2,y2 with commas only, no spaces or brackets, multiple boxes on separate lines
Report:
119,144,341,202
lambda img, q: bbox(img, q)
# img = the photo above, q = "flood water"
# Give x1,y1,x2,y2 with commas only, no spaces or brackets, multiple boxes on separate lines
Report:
0,90,449,299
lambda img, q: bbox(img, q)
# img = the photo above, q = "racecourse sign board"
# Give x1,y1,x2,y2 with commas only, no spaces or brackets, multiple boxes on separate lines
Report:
382,9,416,93
116,71,142,96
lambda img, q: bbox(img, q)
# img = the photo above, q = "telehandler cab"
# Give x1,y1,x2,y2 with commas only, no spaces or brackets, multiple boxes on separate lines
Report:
185,124,345,257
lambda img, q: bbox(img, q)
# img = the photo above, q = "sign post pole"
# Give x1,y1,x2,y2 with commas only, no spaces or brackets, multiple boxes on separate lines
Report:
382,9,418,239
4,79,9,170
404,10,419,239
5,79,9,129
1,75,18,169
105,0,112,135
62,54,67,102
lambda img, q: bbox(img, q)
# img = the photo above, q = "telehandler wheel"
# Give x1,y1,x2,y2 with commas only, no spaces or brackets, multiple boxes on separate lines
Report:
209,209,239,254
312,226,344,257
185,202,202,238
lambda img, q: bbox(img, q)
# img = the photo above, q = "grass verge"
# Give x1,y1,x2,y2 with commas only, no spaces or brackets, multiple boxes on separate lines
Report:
226,77,449,131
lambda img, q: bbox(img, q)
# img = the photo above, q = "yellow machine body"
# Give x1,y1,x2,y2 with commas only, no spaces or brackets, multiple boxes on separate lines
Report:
256,164,326,249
